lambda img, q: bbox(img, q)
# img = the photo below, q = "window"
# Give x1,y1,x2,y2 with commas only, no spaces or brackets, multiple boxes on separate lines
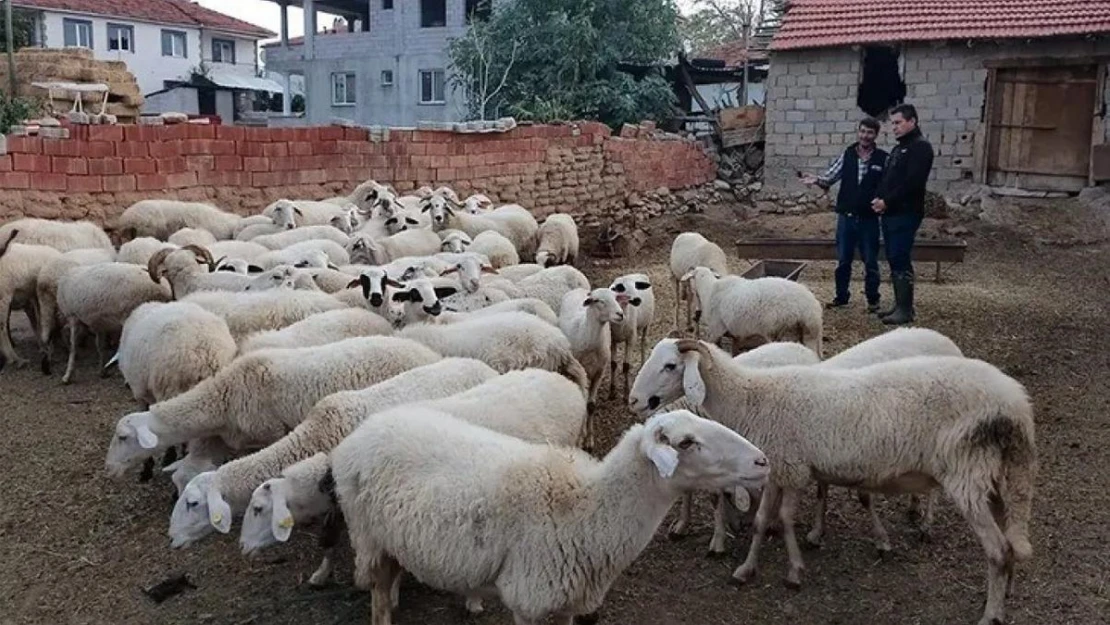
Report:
162,30,188,58
380,70,394,86
419,69,445,104
107,23,133,52
63,19,92,48
420,0,447,27
383,0,394,9
465,0,492,23
212,38,236,64
332,72,357,106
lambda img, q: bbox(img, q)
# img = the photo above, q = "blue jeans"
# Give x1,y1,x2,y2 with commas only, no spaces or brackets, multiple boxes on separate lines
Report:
835,213,881,304
881,212,924,275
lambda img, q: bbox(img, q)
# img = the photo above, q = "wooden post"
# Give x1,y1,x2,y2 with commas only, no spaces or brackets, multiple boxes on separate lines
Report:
5,0,16,97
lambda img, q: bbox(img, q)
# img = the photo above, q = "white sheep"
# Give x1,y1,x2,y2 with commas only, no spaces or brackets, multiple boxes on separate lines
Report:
114,199,245,240
0,235,63,369
439,284,513,313
494,263,544,283
683,266,823,356
56,262,173,383
180,288,347,341
438,230,471,253
670,232,728,330
234,221,287,241
238,308,393,354
172,358,498,550
534,213,579,268
232,215,280,237
607,273,656,397
558,287,626,449
167,227,218,247
514,265,591,312
344,228,441,266
34,247,116,375
263,199,353,230
206,240,271,264
347,179,395,213
385,277,460,327
468,230,520,268
254,241,348,270
0,218,113,252
248,225,351,250
104,335,443,479
300,267,363,293
117,237,176,266
422,195,539,259
461,193,493,214
436,252,498,293
438,297,558,326
629,338,1036,625
331,407,768,625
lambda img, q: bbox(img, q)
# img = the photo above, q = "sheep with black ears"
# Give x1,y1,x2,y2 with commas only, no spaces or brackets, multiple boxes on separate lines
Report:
104,335,442,481
629,338,1036,625
344,228,441,266
331,407,768,625
169,358,498,550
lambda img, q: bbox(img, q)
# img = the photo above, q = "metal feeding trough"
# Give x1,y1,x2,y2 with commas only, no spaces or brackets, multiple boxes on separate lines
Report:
741,259,808,281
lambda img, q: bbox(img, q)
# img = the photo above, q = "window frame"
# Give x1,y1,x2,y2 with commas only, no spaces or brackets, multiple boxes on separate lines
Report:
106,23,133,53
332,72,358,106
380,69,394,86
420,0,447,28
211,38,236,64
418,69,446,105
161,29,188,58
63,18,93,49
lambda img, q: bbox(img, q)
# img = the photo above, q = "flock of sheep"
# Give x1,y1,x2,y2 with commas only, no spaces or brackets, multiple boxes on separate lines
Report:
0,181,1038,625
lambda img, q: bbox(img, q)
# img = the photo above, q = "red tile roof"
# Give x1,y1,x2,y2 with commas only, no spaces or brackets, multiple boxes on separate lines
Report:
769,0,1110,50
13,0,276,39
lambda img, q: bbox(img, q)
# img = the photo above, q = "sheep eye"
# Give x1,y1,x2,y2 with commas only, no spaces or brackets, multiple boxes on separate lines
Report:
677,437,696,450
612,283,626,292
663,363,677,371
185,501,198,510
117,435,128,442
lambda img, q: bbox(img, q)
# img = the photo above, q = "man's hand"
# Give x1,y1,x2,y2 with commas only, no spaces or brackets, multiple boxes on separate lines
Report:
799,174,819,186
871,198,887,214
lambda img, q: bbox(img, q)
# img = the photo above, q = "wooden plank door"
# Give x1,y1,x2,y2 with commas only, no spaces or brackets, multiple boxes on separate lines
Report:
987,65,1098,192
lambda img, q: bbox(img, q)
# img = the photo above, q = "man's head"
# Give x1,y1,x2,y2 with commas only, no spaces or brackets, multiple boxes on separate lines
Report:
857,117,880,147
890,104,918,138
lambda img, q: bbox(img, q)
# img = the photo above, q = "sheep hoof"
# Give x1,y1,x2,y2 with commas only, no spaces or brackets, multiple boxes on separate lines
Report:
463,597,484,614
705,548,726,559
575,611,600,625
783,573,803,590
667,520,688,539
803,532,823,550
40,356,52,376
307,572,330,588
730,565,756,586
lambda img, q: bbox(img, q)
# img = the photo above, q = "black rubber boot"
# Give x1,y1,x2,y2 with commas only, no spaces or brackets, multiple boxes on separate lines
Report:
882,272,915,325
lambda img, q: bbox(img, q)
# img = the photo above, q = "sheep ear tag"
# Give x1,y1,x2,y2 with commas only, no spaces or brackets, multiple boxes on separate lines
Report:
646,442,679,479
271,490,294,543
207,489,232,534
682,355,707,407
732,486,752,513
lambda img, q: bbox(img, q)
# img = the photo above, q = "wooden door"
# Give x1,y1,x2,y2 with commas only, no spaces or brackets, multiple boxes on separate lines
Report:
987,65,1098,192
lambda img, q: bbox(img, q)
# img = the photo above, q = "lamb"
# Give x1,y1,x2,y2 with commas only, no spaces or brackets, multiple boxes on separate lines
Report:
558,287,626,450
461,193,492,213
249,225,351,250
255,240,348,270
608,273,656,397
395,311,590,402
35,247,117,375
114,199,245,240
683,266,823,356
468,230,520,268
104,336,442,479
344,228,441,266
385,277,460,327
669,232,728,330
117,237,176,266
351,268,407,315
172,358,498,550
514,265,591,312
534,213,579,267
422,195,539,259
331,407,768,625
0,235,63,369
167,227,218,247
438,230,471,253
56,262,173,383
629,339,1036,625
0,218,113,252
238,308,393,354
180,288,347,341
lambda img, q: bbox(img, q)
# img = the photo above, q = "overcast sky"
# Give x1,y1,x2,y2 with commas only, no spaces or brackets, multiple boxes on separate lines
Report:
196,0,699,42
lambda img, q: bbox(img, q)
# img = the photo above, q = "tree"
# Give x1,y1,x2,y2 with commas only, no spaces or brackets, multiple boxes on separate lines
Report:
678,0,769,54
447,0,681,129
0,8,35,51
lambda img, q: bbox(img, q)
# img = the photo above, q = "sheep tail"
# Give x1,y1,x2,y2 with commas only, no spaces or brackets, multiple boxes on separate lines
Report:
799,320,823,358
559,354,590,398
967,413,1037,562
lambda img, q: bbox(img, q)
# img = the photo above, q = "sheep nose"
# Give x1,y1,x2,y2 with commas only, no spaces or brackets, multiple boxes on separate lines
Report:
369,294,383,307
647,396,660,409
754,456,769,468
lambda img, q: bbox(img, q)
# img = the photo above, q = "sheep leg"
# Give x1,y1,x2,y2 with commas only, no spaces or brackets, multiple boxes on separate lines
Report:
951,492,1012,625
867,494,893,555
707,492,729,557
673,277,680,328
667,492,692,538
0,296,28,370
61,319,81,384
608,339,618,400
24,302,39,340
369,553,402,625
622,360,630,398
806,482,828,548
95,332,111,378
908,490,937,539
309,508,346,587
464,594,484,614
37,296,56,376
732,484,781,585
777,488,806,589
638,327,647,369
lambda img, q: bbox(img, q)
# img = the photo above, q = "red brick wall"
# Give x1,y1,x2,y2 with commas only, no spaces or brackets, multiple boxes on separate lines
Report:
0,122,715,225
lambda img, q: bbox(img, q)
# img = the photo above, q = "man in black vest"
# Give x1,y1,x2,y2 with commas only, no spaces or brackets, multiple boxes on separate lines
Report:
802,117,887,312
871,103,934,325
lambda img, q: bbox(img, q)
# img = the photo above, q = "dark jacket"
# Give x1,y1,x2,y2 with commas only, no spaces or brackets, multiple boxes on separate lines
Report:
829,144,887,217
876,126,934,217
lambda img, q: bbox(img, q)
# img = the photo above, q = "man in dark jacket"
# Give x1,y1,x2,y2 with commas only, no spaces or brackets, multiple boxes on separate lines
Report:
802,117,887,312
871,103,934,325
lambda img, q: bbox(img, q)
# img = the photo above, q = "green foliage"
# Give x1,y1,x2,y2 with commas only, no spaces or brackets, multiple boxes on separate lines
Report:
0,9,35,52
447,0,681,128
0,90,36,135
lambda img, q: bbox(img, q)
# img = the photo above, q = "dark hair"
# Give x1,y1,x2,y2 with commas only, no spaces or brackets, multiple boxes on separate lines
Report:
890,103,918,122
858,117,881,132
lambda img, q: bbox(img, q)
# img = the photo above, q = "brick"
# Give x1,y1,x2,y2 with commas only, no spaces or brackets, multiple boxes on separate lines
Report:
188,124,217,140
796,99,816,111
38,172,67,190
6,136,43,154
149,141,182,158
785,111,806,122
52,157,88,175
186,155,216,171
297,169,328,184
0,155,9,172
797,74,818,87
795,122,816,134
13,153,51,172
166,172,198,188
87,125,125,142
344,127,369,141
288,142,314,157
124,125,159,142
318,127,345,141
88,158,124,176
67,175,103,193
312,141,338,155
216,126,246,142
124,158,156,175
251,171,285,187
156,157,188,174
244,157,270,172
0,171,31,188
214,155,243,170
103,174,137,192
42,139,82,157
81,141,115,158
115,142,149,158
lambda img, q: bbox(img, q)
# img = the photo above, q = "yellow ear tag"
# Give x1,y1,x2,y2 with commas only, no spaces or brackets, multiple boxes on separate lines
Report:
278,516,294,529
211,513,223,523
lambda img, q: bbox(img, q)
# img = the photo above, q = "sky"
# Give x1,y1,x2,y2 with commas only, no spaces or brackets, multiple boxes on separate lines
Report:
195,0,701,42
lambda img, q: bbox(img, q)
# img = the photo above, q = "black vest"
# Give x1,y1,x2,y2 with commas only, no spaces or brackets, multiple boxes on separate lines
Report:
836,145,887,217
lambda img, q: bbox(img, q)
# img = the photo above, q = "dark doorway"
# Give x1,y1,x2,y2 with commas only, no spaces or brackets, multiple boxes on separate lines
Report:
198,88,217,115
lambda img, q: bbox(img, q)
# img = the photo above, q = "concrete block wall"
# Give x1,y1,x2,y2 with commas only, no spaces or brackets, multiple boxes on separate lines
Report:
765,37,1110,193
0,122,715,225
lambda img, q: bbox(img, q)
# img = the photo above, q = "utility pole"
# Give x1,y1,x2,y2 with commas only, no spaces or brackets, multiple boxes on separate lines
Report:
4,0,16,96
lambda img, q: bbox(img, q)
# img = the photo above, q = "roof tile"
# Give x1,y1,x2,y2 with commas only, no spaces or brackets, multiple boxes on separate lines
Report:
13,0,275,39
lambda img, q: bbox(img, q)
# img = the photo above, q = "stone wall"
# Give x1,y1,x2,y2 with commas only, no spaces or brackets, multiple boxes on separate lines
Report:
764,37,1110,192
0,122,715,225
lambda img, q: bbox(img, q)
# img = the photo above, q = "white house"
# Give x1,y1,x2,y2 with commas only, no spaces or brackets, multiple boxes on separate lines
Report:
14,0,279,120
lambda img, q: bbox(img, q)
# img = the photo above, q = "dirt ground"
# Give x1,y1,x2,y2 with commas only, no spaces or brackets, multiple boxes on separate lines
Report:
1,196,1108,625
